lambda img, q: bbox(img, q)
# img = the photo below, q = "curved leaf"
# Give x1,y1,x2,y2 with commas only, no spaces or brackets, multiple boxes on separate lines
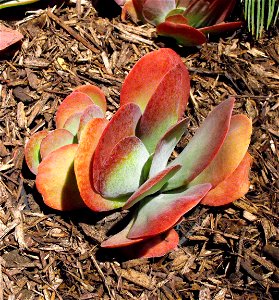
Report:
189,114,252,188
77,104,104,140
137,64,190,153
40,129,74,160
75,118,125,212
36,144,85,211
123,228,179,258
24,130,48,175
99,136,149,199
101,217,144,248
55,92,93,129
149,118,187,177
157,21,206,46
101,220,179,258
128,183,211,239
73,84,107,114
120,48,189,116
93,103,142,192
123,165,181,210
165,98,235,191
63,113,82,136
199,21,243,35
201,152,252,206
143,0,176,25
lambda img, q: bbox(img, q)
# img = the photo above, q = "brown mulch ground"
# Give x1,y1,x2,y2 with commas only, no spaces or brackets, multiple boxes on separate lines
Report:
0,2,278,299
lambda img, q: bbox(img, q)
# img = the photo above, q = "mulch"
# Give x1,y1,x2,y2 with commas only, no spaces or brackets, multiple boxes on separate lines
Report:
0,2,278,299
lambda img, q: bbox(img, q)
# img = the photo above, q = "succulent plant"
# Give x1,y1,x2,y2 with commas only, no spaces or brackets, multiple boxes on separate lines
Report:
25,48,252,258
116,0,243,46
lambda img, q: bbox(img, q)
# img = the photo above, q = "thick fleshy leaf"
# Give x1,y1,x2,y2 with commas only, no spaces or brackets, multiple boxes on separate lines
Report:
198,0,237,26
183,0,237,28
77,104,104,140
181,0,212,27
149,119,187,177
0,24,24,51
128,183,211,239
142,0,176,25
120,48,189,115
101,218,144,248
165,13,188,24
75,118,125,212
199,21,243,35
101,220,179,258
165,98,235,191
189,114,252,188
99,136,149,199
201,152,252,206
137,64,190,153
24,130,48,175
93,103,142,192
36,144,85,211
157,22,206,46
123,165,181,210
73,84,107,114
55,92,93,129
63,113,82,136
40,129,74,160
122,229,179,258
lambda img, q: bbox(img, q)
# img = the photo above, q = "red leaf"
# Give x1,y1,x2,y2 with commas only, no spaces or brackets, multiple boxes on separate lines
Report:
157,22,206,46
93,103,142,192
201,152,252,206
123,228,179,258
0,24,23,51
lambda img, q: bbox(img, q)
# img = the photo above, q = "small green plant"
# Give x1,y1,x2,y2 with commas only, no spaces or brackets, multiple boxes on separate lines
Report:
243,0,279,38
25,48,252,258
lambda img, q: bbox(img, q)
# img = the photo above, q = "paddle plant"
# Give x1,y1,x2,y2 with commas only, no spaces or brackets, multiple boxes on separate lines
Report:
25,48,252,258
115,0,243,46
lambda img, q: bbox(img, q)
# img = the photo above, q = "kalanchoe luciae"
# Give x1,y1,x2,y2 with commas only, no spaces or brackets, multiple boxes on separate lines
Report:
25,48,252,258
116,0,243,46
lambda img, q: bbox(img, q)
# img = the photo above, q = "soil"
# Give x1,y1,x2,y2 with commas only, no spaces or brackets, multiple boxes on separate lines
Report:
0,2,278,299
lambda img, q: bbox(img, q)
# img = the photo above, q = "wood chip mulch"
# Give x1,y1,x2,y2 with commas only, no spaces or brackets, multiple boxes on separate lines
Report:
0,3,278,300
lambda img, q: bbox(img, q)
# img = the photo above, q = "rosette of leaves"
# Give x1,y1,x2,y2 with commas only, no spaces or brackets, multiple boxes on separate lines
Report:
25,48,252,258
115,0,243,46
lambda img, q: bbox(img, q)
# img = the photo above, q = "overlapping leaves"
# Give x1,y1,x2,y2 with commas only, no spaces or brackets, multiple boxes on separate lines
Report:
116,0,243,46
25,48,252,258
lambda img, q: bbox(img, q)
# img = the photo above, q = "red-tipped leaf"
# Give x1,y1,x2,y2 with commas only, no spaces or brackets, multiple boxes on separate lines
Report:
149,119,187,177
99,136,149,199
122,229,179,258
63,112,82,136
36,144,85,211
157,22,206,46
75,118,126,212
189,114,252,188
142,0,176,25
199,21,243,35
120,48,189,115
77,104,104,140
128,183,211,239
137,63,190,153
101,217,144,248
24,130,48,175
165,98,235,191
123,165,181,209
55,92,94,129
93,103,142,192
201,152,252,206
40,129,74,160
73,84,107,114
